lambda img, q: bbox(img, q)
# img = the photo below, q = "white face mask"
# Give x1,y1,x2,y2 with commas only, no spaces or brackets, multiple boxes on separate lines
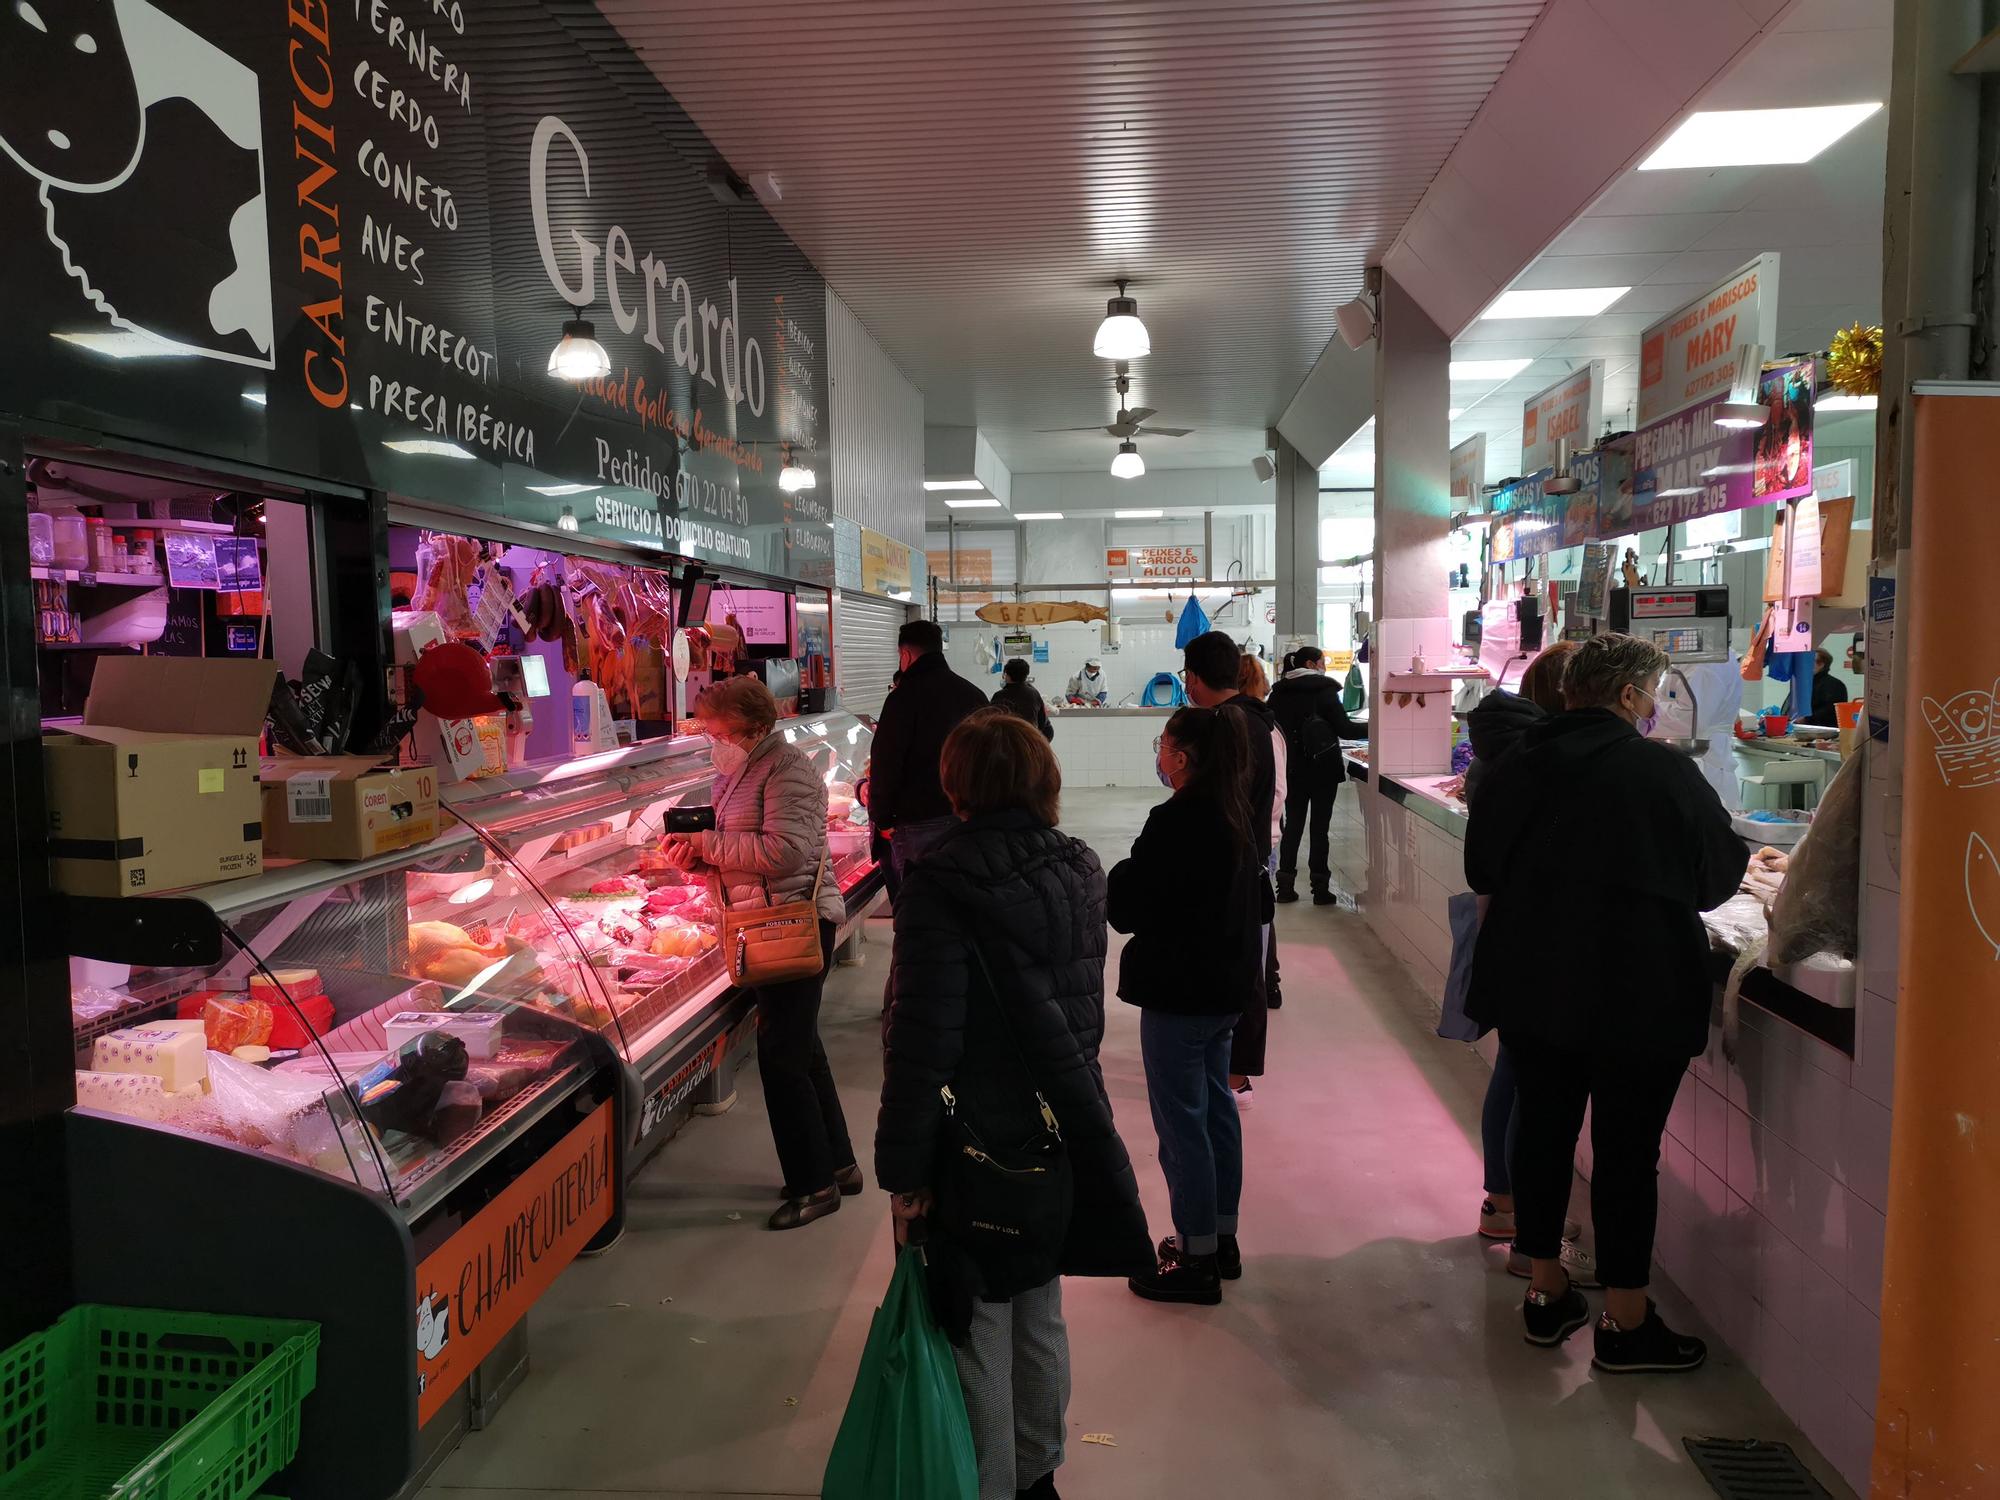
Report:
709,736,750,775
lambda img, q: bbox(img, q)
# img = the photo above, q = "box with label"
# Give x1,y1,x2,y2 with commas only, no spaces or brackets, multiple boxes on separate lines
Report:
262,756,440,860
384,1010,504,1059
44,657,275,897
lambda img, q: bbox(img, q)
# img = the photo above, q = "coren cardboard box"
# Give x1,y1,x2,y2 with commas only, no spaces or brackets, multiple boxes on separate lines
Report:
45,658,277,897
263,757,440,861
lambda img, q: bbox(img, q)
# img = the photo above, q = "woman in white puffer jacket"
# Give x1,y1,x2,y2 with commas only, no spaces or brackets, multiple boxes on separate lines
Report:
667,676,856,1230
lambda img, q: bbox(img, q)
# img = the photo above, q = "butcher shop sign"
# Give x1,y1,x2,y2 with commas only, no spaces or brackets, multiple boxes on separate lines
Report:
0,0,832,585
415,1099,614,1422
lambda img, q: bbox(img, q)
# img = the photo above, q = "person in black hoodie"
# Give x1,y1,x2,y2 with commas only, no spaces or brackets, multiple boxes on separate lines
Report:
1268,645,1365,904
869,619,990,898
1466,634,1747,1373
1183,631,1277,1084
878,709,1150,1500
1461,644,1596,1288
991,657,1055,740
1112,706,1264,1305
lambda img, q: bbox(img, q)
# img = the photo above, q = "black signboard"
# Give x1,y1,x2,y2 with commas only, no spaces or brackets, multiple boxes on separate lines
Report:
0,0,832,585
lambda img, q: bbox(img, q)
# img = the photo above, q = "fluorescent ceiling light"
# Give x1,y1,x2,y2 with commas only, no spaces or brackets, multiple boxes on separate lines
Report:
1114,508,1162,519
53,329,200,359
1482,287,1630,320
924,479,987,491
1450,359,1533,382
1817,393,1877,412
383,438,479,460
1639,103,1882,171
241,392,267,406
1448,407,1465,420
529,481,596,496
944,497,1003,509
1015,512,1064,520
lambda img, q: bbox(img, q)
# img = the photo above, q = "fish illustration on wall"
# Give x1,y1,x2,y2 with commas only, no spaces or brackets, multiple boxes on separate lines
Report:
1970,832,2000,961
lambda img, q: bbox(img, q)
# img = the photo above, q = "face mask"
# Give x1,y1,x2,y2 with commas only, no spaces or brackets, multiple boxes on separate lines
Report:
709,737,750,775
1631,688,1659,739
1157,761,1176,789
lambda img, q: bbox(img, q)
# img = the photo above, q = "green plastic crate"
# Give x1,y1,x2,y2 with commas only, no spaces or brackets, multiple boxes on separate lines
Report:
0,1306,319,1500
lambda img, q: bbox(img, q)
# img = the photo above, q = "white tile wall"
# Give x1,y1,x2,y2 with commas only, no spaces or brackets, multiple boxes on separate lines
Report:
1048,713,1172,789
1359,779,1894,1498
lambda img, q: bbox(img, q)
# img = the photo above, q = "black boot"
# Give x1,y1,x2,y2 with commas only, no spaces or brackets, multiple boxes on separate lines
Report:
1130,1245,1222,1304
1275,877,1299,904
1158,1232,1241,1280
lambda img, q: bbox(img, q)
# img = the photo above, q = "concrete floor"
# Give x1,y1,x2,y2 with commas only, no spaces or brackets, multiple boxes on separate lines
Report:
424,788,1851,1500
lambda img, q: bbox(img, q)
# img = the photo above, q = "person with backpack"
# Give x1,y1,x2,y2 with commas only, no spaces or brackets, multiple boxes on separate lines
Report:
1267,645,1364,905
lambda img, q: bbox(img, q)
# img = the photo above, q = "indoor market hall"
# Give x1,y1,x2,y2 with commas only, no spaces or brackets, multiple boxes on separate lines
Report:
5,0,1990,1498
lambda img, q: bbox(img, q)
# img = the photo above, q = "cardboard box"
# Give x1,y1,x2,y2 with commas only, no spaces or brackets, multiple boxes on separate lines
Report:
263,756,440,860
45,658,276,897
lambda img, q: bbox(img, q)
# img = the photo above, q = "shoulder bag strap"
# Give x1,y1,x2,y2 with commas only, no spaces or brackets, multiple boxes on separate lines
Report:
961,937,1062,1137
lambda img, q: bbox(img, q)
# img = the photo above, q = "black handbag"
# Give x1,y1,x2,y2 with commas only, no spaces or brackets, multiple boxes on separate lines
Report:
931,944,1074,1267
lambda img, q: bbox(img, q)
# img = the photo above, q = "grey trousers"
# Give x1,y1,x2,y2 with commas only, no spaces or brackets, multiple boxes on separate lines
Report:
953,1277,1070,1500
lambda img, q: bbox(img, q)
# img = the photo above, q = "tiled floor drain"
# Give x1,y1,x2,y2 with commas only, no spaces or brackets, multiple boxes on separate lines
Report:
1683,1438,1832,1499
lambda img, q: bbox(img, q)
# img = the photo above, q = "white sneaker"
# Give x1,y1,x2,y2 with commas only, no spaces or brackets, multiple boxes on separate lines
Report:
1507,1240,1600,1289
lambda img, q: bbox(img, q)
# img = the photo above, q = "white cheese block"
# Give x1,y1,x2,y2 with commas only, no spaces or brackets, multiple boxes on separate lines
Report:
383,1010,503,1059
91,1025,209,1093
73,1071,203,1122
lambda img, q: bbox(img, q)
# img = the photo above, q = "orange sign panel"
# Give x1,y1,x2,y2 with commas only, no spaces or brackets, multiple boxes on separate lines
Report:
1876,390,2000,1496
415,1100,616,1423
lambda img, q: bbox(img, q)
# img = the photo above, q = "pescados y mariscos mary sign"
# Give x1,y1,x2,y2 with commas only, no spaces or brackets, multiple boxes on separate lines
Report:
0,0,831,584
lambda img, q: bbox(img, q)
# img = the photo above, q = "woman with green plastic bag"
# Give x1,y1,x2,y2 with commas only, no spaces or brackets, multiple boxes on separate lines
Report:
866,710,1152,1500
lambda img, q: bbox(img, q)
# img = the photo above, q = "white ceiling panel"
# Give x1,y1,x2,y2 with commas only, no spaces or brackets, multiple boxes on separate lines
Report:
599,0,1549,473
1445,0,1891,484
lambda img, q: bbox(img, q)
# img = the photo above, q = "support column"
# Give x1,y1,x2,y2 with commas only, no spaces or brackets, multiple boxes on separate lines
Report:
1369,271,1454,777
1871,3,1987,1495
1273,434,1319,642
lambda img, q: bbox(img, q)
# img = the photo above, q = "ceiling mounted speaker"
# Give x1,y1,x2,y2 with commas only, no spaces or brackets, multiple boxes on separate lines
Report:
1251,454,1276,482
1335,296,1376,351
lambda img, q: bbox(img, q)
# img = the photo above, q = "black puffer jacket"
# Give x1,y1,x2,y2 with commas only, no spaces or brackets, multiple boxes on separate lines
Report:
990,680,1054,740
877,810,1151,1290
1108,791,1262,1016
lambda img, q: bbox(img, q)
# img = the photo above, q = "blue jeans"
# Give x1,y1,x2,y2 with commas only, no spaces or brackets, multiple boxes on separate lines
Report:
1140,1010,1243,1256
1481,1042,1520,1196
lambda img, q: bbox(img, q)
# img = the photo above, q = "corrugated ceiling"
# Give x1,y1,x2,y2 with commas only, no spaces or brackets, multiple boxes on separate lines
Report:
598,0,1550,472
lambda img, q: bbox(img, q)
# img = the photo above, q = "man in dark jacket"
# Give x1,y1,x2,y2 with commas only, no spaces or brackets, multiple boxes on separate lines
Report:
1268,645,1363,904
868,619,989,896
990,658,1054,740
1466,633,1747,1374
1184,630,1277,1080
1803,648,1851,726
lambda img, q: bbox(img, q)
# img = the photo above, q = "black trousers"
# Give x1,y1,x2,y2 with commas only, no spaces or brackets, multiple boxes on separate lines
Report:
1278,774,1339,893
1504,1032,1687,1290
755,919,855,1194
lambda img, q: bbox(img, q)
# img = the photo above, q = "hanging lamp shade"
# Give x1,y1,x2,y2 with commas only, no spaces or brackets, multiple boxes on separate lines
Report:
1110,440,1145,479
1093,281,1150,360
547,317,611,380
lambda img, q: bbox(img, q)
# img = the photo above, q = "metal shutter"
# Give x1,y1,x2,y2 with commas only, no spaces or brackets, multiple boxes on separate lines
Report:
835,591,908,717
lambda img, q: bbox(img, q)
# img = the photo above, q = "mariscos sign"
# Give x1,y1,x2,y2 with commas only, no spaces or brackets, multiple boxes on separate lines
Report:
1107,545,1200,580
1638,254,1779,427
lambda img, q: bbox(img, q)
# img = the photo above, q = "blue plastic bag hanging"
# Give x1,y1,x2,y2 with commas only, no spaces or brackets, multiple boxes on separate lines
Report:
1174,592,1211,648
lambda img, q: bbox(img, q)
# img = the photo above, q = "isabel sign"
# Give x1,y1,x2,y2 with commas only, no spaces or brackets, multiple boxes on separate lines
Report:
415,1099,614,1422
1520,362,1603,477
0,0,831,584
1637,254,1779,427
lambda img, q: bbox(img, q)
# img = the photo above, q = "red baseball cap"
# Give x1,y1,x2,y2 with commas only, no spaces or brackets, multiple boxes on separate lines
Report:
412,642,503,719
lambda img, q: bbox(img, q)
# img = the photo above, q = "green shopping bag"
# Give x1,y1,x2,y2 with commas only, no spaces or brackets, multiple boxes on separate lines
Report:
821,1248,979,1499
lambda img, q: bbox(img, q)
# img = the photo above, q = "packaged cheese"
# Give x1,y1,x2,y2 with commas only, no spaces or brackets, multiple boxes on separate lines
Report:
91,1024,208,1093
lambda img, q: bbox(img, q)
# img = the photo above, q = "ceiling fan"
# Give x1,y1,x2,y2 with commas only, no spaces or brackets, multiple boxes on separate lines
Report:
1042,367,1194,439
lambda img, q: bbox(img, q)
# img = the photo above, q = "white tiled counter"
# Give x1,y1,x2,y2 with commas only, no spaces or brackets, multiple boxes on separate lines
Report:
1048,706,1174,788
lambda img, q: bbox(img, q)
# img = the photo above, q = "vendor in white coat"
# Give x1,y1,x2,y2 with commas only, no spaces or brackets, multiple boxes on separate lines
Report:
1066,657,1109,705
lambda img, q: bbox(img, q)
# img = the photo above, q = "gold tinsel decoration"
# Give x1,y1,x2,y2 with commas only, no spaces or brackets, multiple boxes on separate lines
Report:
1827,322,1884,396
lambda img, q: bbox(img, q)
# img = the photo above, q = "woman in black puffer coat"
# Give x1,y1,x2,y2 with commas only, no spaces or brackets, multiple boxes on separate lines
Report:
877,709,1150,1500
